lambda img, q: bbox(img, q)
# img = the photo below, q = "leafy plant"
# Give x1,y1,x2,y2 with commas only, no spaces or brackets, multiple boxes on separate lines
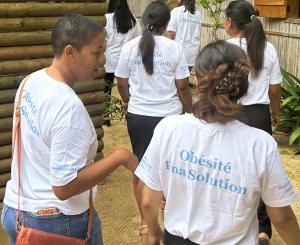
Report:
198,0,226,40
104,92,126,121
277,68,300,147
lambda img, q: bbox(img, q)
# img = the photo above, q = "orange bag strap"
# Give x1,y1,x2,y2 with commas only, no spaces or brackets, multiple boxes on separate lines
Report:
13,77,28,229
14,77,93,241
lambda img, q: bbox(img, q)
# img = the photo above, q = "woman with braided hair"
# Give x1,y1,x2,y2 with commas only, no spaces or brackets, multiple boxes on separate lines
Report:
224,1,282,244
134,40,299,245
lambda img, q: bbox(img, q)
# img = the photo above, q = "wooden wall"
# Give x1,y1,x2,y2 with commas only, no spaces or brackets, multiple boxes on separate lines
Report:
0,0,107,204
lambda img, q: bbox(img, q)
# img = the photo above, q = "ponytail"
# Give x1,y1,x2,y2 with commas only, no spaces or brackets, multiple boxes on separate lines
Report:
139,29,155,75
225,0,266,78
244,16,266,78
139,1,170,75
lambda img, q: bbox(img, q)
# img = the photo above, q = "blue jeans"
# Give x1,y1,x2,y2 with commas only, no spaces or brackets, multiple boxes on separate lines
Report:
1,204,103,245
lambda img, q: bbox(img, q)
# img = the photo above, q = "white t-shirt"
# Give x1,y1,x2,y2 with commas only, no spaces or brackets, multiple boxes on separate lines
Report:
104,13,141,73
227,38,282,105
4,69,98,215
167,6,201,66
135,114,297,244
115,35,190,117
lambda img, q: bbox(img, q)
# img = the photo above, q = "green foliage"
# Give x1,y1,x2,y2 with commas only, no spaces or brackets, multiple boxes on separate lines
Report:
278,68,300,147
104,86,126,121
197,0,226,39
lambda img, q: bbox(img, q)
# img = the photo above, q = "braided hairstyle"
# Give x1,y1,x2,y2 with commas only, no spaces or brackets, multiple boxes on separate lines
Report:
193,40,250,123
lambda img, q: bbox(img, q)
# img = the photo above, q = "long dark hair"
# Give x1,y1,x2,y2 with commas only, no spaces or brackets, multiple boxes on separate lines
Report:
139,1,170,75
179,0,196,14
225,0,266,78
108,0,136,34
193,40,250,123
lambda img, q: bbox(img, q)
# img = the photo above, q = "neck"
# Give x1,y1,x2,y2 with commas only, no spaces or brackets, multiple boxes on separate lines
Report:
47,58,76,88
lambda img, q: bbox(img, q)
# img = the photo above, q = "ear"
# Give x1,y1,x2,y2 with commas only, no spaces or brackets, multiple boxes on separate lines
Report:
224,17,232,31
64,45,77,61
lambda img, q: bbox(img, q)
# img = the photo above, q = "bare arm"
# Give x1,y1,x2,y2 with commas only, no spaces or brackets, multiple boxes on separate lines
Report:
269,84,281,125
117,77,130,109
142,186,164,245
267,205,300,244
175,78,192,113
167,31,176,40
52,148,138,200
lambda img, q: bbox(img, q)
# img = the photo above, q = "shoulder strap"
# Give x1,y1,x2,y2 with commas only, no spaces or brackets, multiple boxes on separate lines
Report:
13,77,29,229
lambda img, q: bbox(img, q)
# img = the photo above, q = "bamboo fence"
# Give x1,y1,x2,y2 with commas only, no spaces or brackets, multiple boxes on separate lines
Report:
0,0,107,204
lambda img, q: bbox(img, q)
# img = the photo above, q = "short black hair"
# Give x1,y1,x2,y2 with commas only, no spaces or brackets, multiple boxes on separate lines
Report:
51,13,104,56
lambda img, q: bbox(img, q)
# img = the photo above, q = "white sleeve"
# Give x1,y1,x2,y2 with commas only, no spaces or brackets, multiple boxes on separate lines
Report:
175,45,190,79
269,46,282,84
167,9,178,32
48,100,93,186
260,149,297,207
50,126,91,186
134,122,164,191
115,44,130,78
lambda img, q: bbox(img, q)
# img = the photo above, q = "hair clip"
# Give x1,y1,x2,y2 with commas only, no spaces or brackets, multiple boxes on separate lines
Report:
147,24,154,31
215,69,236,95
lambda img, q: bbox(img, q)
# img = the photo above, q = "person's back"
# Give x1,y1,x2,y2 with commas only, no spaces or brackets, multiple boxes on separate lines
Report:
104,12,140,73
135,40,300,245
116,35,188,116
139,113,295,244
167,0,201,67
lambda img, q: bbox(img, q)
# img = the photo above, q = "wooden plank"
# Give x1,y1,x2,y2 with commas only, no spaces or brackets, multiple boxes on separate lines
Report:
0,16,106,32
0,131,12,146
0,144,11,160
255,0,285,6
74,79,105,93
0,158,11,173
0,172,11,187
0,31,51,47
0,89,17,104
86,103,105,117
0,103,14,118
0,117,12,133
0,3,107,18
0,58,52,75
91,115,104,128
0,187,5,201
0,74,26,90
78,91,106,105
0,69,105,90
0,45,53,61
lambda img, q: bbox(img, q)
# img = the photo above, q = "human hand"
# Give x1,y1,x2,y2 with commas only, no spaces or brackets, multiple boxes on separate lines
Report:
123,152,138,173
271,112,280,126
122,102,128,110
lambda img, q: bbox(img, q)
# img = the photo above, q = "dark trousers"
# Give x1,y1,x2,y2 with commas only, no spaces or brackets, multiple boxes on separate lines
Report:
126,112,164,161
164,229,199,245
104,72,115,125
240,104,272,238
